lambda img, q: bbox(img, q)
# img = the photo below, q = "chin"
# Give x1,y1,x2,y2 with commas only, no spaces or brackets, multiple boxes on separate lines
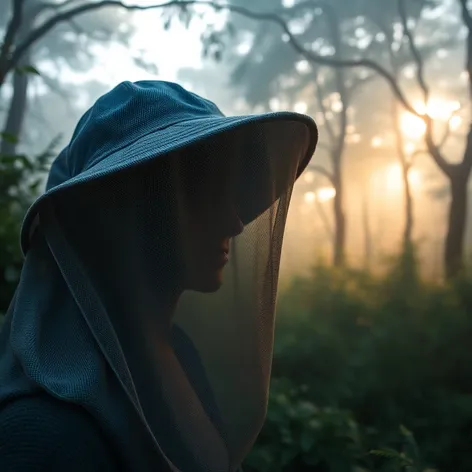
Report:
184,267,225,293
193,279,223,293
187,273,224,293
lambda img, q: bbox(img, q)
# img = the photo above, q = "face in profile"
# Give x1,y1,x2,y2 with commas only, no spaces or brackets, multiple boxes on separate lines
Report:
52,140,244,296
176,150,244,293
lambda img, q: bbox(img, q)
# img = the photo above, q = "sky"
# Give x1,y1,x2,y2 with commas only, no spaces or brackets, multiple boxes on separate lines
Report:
60,3,226,91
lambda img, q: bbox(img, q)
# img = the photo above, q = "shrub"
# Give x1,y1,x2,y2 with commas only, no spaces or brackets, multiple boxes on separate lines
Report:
245,261,472,471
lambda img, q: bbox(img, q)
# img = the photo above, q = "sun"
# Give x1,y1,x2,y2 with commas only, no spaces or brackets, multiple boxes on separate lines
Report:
400,98,461,140
400,113,426,139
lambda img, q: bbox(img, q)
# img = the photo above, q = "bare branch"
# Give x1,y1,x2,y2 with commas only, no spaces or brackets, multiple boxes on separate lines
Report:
4,0,421,117
309,164,335,185
8,0,187,75
314,77,336,145
437,107,462,149
314,194,333,240
39,0,80,10
397,0,452,176
392,98,408,166
424,131,453,175
459,0,472,30
398,0,429,103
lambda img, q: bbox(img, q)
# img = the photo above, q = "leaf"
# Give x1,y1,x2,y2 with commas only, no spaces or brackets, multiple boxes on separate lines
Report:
400,424,413,437
300,430,317,452
369,448,402,460
15,65,40,76
0,132,18,144
133,56,158,75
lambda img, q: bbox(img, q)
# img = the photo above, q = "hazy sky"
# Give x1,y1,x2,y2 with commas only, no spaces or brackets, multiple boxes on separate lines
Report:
61,3,226,90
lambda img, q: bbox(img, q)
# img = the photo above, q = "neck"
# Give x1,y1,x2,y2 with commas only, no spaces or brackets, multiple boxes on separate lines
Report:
144,285,182,342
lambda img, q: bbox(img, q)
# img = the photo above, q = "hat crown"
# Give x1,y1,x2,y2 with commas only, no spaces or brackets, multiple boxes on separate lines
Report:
47,81,224,189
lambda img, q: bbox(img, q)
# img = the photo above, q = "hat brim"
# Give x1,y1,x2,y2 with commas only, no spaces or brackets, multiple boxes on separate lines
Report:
20,112,318,255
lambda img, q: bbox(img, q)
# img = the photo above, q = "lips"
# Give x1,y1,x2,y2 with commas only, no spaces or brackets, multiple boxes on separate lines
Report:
218,249,229,266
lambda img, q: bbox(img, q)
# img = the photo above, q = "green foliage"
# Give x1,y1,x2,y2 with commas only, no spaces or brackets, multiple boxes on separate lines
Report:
14,65,40,76
244,260,472,471
0,135,59,314
245,378,363,472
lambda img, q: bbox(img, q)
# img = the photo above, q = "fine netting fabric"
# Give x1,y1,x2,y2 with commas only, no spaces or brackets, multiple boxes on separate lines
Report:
2,120,311,472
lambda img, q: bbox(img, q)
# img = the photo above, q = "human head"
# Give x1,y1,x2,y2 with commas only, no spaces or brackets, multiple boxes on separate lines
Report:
50,137,244,298
173,139,245,293
12,79,319,472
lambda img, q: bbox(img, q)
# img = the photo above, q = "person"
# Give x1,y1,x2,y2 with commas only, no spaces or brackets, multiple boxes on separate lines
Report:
0,80,318,471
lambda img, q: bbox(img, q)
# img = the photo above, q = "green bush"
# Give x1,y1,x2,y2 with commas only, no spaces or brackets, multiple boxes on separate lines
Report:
0,134,57,314
245,261,472,471
244,378,364,472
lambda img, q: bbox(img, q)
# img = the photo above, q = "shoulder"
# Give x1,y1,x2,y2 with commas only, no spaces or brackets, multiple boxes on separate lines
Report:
0,393,120,471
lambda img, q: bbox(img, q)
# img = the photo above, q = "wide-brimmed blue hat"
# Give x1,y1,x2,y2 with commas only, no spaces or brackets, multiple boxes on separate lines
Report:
20,80,318,255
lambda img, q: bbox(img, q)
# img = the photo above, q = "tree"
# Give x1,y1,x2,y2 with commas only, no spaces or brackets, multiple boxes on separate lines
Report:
191,0,467,278
1,0,468,279
206,0,448,268
353,0,468,279
0,133,58,313
0,0,196,90
226,0,360,267
0,0,154,157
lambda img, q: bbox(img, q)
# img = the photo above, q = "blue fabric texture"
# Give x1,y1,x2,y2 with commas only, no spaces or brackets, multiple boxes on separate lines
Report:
20,81,317,255
0,80,317,471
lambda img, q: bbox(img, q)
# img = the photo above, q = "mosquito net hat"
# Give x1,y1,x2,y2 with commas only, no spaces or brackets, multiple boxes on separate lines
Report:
0,80,318,471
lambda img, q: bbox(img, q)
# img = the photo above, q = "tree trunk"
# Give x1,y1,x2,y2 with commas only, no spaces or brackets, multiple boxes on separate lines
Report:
322,4,347,268
0,65,8,90
401,162,414,252
332,162,346,267
445,164,470,279
362,188,372,270
392,99,414,253
0,50,30,156
0,6,35,154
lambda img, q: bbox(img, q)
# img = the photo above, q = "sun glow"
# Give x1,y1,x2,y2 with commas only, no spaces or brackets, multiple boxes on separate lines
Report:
304,187,336,203
400,98,461,140
318,187,336,201
385,164,422,191
400,113,426,139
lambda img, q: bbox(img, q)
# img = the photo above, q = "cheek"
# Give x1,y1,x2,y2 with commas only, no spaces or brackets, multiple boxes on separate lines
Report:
179,214,203,253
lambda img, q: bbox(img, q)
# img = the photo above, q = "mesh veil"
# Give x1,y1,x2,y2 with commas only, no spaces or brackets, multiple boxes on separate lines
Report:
3,120,311,472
